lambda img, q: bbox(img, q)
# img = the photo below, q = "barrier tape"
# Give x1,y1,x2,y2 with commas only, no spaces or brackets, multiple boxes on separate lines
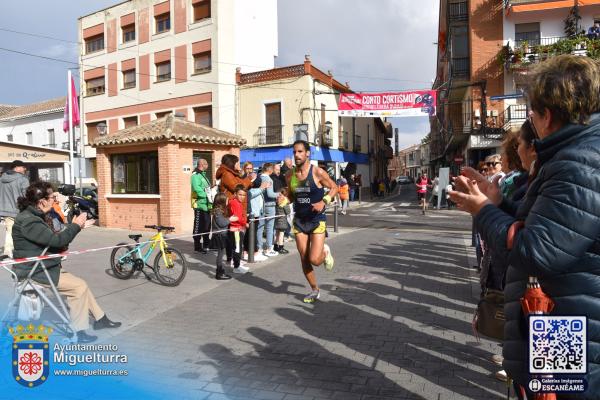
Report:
0,204,338,268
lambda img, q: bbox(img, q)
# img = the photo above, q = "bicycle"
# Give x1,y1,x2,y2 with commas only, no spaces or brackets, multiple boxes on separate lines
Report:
110,225,187,287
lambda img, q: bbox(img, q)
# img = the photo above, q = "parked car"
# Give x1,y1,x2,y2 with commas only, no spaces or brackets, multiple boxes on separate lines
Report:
396,176,411,185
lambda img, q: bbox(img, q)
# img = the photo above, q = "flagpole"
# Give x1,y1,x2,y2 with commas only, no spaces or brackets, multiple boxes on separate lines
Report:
67,70,74,185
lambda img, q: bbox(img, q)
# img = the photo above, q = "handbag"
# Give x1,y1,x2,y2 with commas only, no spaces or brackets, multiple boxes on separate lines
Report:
473,288,505,340
18,290,44,321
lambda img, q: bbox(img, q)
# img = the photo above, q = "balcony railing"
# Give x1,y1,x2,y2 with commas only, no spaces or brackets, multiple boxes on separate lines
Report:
501,104,528,130
448,1,468,22
451,57,470,79
515,35,565,48
501,35,597,70
254,125,284,146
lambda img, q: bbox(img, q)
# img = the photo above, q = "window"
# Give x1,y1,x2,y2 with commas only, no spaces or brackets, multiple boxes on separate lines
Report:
156,61,171,82
26,132,33,145
515,22,540,46
48,129,56,148
193,0,211,22
86,77,105,96
155,13,170,34
111,152,159,194
193,51,211,74
354,135,361,152
156,111,171,119
85,34,104,54
343,132,349,149
122,24,135,43
123,69,136,89
123,116,138,128
193,151,213,183
194,106,212,127
7,134,13,142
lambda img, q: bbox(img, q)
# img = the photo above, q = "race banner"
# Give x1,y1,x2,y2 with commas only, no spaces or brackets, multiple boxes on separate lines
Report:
338,90,436,118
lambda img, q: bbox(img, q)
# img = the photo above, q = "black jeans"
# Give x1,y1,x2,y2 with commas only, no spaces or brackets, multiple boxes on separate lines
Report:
216,244,226,275
193,209,211,251
228,230,245,268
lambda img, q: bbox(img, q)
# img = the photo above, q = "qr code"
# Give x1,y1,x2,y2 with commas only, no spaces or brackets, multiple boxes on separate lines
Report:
529,316,587,374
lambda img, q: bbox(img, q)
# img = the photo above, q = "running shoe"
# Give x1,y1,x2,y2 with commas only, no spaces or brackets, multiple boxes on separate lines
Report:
303,289,321,303
323,244,335,271
494,370,507,382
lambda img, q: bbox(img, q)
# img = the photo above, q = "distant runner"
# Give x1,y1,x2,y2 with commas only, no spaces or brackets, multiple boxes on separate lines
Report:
286,140,338,303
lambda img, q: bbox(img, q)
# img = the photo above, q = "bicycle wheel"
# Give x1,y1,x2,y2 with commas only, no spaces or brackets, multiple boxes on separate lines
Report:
110,243,136,279
153,247,187,286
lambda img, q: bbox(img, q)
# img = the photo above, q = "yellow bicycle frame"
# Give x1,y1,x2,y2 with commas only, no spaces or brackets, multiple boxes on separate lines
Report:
149,231,174,268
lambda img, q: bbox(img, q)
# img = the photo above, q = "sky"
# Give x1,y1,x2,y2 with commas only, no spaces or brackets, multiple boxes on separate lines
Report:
0,0,439,150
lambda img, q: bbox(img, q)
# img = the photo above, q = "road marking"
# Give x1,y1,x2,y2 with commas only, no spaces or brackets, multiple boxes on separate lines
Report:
399,202,411,207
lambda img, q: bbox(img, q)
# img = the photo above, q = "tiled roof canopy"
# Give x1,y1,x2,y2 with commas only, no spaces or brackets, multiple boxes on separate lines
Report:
0,97,65,122
93,114,246,147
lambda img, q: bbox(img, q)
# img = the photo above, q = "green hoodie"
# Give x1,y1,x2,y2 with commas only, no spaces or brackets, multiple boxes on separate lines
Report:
191,170,212,212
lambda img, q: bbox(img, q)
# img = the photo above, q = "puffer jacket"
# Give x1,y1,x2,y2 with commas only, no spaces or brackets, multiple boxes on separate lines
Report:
474,114,600,397
0,170,29,217
215,164,252,208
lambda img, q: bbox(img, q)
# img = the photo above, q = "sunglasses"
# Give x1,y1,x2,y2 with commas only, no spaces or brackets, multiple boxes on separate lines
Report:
486,162,501,167
527,110,540,139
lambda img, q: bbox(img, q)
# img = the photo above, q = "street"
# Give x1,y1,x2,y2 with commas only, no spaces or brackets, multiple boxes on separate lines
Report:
1,186,506,400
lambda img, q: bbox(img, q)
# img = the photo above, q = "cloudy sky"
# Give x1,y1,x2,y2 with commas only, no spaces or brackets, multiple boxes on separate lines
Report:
0,0,439,149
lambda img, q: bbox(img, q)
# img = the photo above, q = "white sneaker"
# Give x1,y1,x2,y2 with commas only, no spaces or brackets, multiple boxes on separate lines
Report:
233,265,249,274
254,253,268,262
491,354,503,366
264,249,279,257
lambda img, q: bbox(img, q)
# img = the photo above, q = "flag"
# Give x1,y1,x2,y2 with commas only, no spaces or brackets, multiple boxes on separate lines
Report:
63,75,80,132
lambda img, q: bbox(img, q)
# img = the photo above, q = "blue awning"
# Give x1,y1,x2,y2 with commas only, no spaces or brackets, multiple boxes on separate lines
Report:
240,146,368,165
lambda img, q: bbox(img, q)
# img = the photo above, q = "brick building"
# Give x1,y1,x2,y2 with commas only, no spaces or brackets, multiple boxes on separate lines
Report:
431,0,600,174
92,113,244,232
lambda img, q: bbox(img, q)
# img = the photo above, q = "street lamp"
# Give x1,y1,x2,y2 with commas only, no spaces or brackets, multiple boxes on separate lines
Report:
96,122,108,136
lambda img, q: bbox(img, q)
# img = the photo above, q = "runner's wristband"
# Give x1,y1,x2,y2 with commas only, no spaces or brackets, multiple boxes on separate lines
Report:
323,195,332,204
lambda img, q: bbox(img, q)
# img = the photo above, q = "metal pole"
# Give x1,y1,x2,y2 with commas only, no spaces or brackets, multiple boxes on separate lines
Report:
358,186,362,205
67,70,74,185
247,218,255,263
333,202,339,233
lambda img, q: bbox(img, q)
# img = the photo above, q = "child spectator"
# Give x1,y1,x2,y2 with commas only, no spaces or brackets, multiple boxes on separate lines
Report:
212,193,237,280
378,180,385,197
274,188,291,254
227,185,249,274
338,178,349,214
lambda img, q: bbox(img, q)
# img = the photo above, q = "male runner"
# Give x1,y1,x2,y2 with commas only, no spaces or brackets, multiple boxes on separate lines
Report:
286,140,338,303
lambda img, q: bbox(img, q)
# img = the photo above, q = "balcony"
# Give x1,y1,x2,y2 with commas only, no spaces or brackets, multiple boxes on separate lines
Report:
451,57,470,79
254,125,284,146
499,36,597,71
353,135,362,153
501,104,528,131
448,1,468,22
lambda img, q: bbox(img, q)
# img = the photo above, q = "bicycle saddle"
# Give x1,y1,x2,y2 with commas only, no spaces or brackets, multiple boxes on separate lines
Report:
128,234,142,241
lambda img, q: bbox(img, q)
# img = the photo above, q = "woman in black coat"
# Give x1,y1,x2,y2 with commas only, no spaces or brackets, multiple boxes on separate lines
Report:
450,55,600,399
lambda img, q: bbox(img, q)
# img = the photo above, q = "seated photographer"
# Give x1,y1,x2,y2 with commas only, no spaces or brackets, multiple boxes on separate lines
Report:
11,181,121,343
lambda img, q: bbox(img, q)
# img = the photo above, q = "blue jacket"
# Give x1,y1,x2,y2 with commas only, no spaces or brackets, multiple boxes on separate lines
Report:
475,114,600,395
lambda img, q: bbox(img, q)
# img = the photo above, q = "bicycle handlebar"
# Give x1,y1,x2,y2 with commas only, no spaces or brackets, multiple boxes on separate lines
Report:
144,225,175,232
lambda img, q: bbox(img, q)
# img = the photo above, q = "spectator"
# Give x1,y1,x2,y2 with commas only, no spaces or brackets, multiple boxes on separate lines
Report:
271,163,285,193
191,158,212,254
274,188,291,254
450,55,600,398
280,157,294,177
12,181,120,343
355,174,363,201
211,193,233,280
588,22,600,40
256,163,279,257
338,177,349,214
228,185,249,274
0,160,29,257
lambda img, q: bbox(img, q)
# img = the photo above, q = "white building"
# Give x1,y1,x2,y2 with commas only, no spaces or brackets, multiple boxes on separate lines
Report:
79,0,278,177
0,97,77,184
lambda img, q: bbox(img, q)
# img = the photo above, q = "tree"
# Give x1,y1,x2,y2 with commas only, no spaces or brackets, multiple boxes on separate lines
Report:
564,4,582,38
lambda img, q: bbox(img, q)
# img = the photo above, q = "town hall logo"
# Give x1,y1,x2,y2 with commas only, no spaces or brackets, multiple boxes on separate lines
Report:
9,324,52,388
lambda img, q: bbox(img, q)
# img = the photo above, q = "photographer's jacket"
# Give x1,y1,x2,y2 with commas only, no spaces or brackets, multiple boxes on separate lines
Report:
12,206,81,285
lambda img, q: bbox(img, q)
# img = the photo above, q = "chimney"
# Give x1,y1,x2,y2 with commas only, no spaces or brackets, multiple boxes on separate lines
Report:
304,54,311,74
235,67,242,84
